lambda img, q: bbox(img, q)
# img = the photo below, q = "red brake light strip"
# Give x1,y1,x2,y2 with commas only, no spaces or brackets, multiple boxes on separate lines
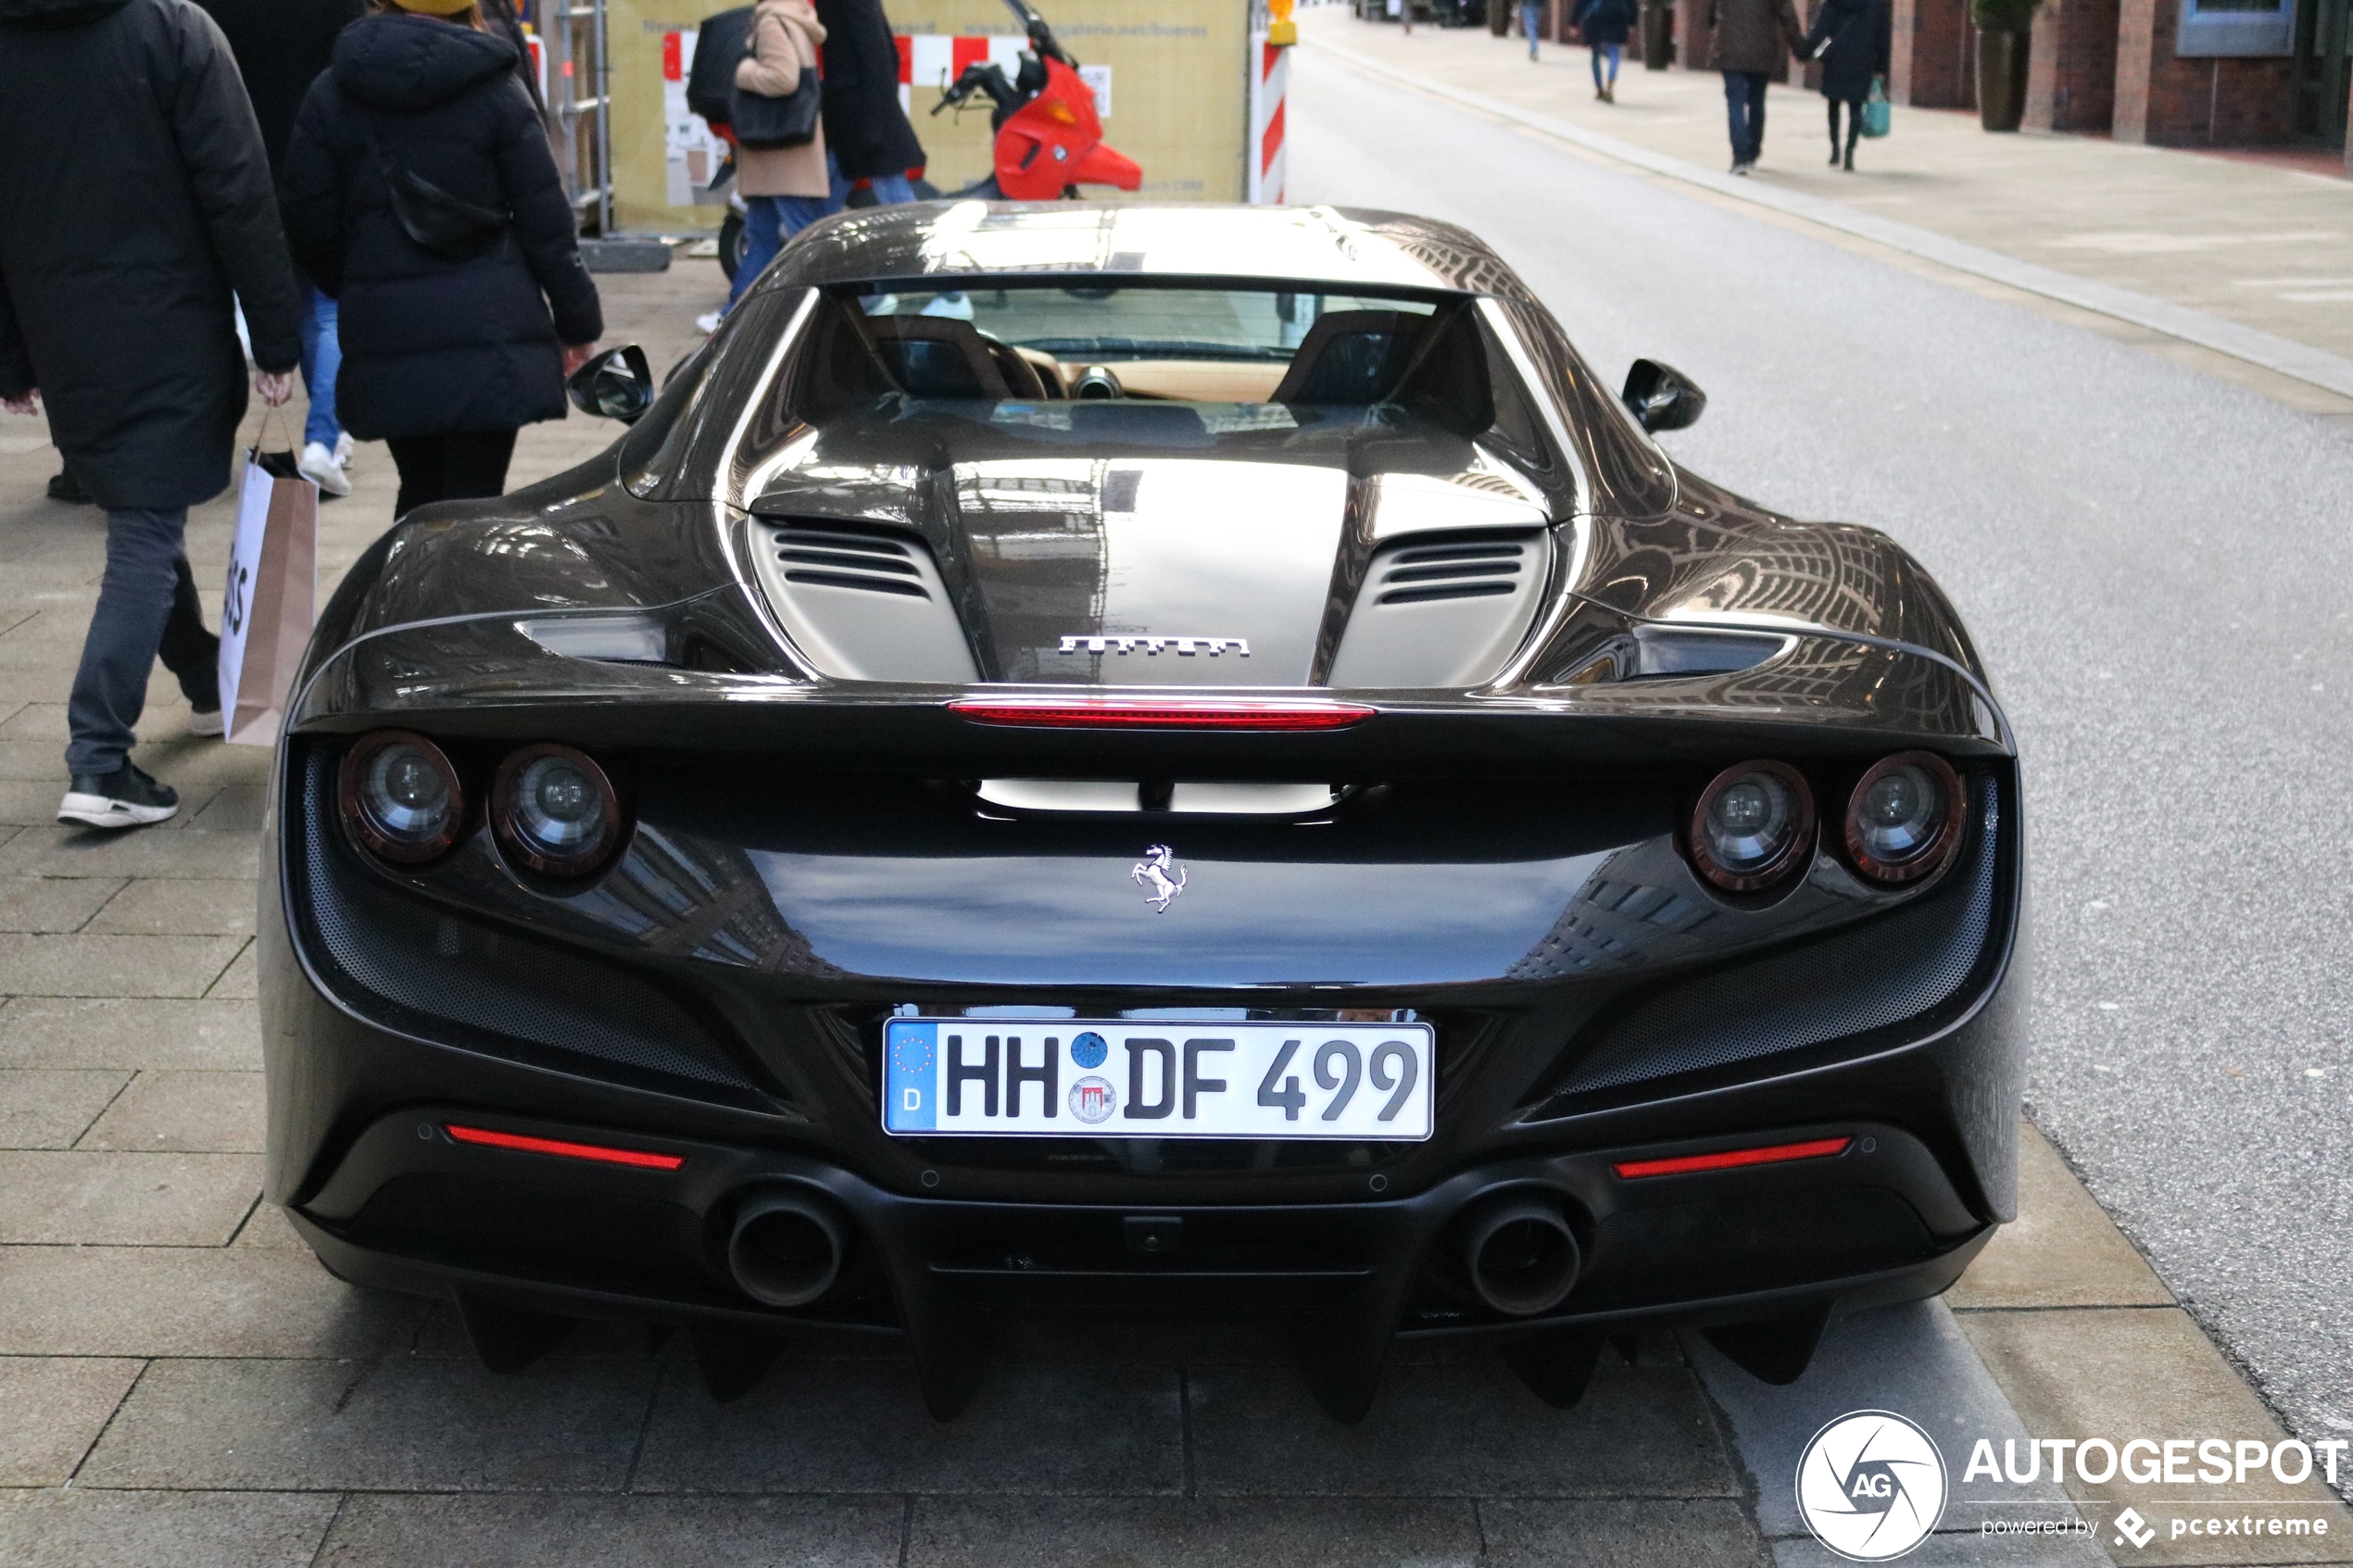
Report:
444,1123,686,1171
948,697,1375,732
1613,1135,1852,1180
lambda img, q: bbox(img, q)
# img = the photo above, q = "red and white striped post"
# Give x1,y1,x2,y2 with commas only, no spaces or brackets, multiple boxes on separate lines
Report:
1249,2,1293,205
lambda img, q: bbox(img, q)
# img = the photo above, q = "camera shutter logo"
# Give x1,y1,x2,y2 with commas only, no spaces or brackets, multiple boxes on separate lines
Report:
1795,1410,1948,1561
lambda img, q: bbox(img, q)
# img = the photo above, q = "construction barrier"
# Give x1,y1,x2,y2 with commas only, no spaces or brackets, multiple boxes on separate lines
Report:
602,0,1281,233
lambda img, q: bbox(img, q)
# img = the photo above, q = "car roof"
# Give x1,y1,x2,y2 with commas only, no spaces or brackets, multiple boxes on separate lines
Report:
762,202,1537,301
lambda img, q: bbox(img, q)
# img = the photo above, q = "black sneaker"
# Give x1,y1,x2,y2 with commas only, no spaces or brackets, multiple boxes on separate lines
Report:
58,762,179,830
46,470,91,505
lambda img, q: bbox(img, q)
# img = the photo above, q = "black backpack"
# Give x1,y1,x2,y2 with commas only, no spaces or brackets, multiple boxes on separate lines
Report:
686,6,754,128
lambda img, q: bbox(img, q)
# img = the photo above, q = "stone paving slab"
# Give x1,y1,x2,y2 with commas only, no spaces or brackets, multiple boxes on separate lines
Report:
0,997,262,1071
905,1494,1485,1567
0,1356,142,1486
1951,1124,2177,1311
1187,1357,1735,1498
79,1357,657,1492
0,1066,127,1147
76,1070,265,1152
84,878,258,937
0,873,127,932
632,1359,1186,1496
1480,1499,1775,1566
0,1247,421,1358
0,1150,259,1245
314,1494,908,1568
0,933,245,997
0,1488,340,1568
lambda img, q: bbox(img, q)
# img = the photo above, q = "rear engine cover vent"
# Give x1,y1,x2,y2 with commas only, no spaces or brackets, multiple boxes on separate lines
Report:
749,521,979,683
1327,530,1547,689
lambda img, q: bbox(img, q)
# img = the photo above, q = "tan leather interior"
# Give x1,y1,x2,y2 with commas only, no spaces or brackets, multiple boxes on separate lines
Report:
1051,359,1288,403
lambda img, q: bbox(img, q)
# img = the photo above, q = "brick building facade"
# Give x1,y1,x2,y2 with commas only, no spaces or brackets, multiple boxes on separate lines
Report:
1675,0,2347,167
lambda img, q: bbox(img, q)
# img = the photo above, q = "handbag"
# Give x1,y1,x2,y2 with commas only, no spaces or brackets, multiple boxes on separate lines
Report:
728,14,821,151
355,116,510,263
1862,75,1892,136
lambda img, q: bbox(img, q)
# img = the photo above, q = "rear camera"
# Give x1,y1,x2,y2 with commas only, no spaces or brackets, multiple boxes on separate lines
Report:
1844,752,1963,884
339,732,462,863
491,744,622,877
1689,760,1814,892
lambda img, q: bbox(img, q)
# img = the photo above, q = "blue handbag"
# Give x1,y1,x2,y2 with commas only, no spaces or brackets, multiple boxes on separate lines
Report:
1862,75,1892,137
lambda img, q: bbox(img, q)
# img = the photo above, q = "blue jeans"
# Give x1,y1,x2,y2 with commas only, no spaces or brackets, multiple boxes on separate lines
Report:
727,189,843,307
66,508,216,776
1592,41,1622,85
1723,69,1769,164
296,283,342,450
1522,0,1542,56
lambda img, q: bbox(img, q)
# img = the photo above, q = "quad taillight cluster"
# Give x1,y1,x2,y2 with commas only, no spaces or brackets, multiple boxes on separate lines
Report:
337,731,624,878
1685,751,1964,895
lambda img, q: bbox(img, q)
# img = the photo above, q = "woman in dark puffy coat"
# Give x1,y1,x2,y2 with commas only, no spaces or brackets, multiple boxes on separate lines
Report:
1803,0,1891,170
1569,0,1638,101
281,0,600,514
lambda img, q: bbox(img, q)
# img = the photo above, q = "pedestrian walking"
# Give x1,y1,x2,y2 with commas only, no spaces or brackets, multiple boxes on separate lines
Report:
723,0,835,311
815,0,925,206
1520,0,1543,60
0,0,304,830
280,0,602,518
1570,0,1636,97
1804,0,1890,170
197,0,365,498
1706,0,1806,172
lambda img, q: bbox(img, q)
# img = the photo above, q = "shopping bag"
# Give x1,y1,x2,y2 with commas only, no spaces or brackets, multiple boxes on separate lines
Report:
217,445,318,747
1862,76,1892,137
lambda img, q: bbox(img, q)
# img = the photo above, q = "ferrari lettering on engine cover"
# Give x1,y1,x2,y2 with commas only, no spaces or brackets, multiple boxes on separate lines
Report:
1058,635,1251,658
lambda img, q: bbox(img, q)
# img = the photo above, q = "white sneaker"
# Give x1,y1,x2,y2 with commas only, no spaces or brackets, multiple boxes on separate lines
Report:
189,706,225,737
58,762,179,830
695,309,725,333
333,432,354,467
298,441,353,497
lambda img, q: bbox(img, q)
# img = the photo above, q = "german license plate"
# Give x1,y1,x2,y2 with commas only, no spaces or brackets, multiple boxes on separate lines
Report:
882,1019,1435,1140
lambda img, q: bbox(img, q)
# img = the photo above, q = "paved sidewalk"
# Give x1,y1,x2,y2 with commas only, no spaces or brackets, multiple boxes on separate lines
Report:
1300,7,2353,408
3,249,2348,1564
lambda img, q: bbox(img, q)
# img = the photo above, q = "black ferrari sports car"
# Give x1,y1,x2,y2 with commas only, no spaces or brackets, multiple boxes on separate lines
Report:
261,202,2022,1422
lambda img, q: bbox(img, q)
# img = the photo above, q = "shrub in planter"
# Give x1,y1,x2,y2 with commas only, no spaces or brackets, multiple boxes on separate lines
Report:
1969,0,2037,130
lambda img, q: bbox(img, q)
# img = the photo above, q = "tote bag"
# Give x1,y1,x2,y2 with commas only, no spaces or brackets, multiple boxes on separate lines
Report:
1862,75,1892,137
217,442,318,747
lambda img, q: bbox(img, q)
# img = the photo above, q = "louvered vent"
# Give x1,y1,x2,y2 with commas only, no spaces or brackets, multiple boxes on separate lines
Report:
1327,529,1547,689
747,520,979,683
774,526,930,599
1373,539,1528,605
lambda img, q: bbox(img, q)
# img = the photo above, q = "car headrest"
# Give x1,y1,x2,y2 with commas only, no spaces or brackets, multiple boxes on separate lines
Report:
863,315,1013,401
1270,310,1430,406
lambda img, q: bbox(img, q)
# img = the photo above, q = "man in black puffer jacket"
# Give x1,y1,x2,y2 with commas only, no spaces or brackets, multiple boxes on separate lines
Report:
280,0,599,516
0,0,304,830
814,0,923,203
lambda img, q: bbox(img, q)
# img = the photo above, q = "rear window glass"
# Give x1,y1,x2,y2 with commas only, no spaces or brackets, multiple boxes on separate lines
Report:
848,284,1441,408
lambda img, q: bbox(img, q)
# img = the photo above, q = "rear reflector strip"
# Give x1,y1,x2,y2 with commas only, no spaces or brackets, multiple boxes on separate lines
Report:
1613,1135,1852,1180
445,1123,686,1171
949,697,1375,732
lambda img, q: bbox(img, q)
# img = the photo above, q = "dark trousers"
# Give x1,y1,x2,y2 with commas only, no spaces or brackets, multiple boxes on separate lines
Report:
1828,97,1866,158
387,429,519,516
66,508,218,776
1722,69,1770,164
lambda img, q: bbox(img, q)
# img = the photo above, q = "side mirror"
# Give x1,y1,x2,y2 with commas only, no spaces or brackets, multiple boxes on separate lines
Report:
1621,358,1706,433
567,344,654,423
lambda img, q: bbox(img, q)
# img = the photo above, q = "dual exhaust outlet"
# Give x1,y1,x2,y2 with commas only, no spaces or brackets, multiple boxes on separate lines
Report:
724,1185,1584,1320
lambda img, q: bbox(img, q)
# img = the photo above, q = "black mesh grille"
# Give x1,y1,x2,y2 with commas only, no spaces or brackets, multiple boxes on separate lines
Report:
295,749,761,1098
1548,776,2002,1098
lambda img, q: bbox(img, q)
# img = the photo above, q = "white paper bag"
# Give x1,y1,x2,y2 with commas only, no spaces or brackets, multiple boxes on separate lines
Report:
217,447,318,746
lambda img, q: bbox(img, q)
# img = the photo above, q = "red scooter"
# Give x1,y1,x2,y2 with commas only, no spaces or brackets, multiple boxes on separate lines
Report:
932,0,1140,200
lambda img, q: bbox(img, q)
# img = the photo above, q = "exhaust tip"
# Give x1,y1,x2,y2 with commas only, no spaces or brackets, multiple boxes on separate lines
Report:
1461,1195,1581,1317
727,1189,847,1309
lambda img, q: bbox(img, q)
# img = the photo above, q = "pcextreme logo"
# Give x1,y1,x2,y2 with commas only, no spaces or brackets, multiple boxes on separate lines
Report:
1796,1411,1950,1561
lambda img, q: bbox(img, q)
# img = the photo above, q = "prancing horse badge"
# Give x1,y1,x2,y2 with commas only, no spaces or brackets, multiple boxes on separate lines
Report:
1131,845,1187,912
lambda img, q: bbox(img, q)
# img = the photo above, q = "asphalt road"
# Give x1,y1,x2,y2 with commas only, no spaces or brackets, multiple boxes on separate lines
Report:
1290,44,2353,1461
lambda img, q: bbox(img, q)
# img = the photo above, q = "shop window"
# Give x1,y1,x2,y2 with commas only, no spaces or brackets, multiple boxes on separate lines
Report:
2176,0,2295,57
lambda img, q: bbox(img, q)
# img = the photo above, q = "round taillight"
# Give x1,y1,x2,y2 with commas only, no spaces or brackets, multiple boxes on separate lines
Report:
491,743,622,877
1689,759,1815,892
339,731,463,863
1844,751,1963,884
